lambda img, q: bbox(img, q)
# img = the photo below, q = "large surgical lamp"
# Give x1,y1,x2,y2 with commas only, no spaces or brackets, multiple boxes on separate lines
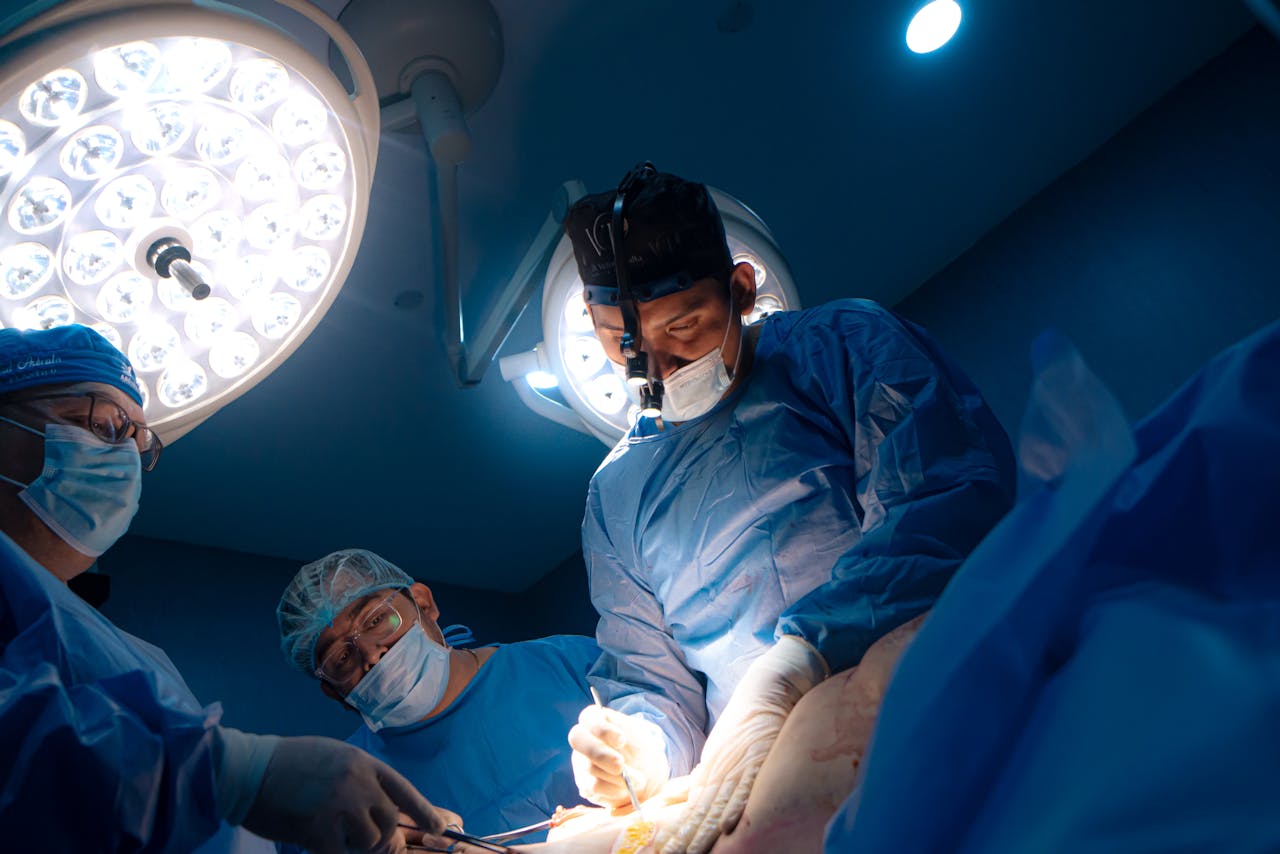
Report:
499,185,800,447
0,0,379,442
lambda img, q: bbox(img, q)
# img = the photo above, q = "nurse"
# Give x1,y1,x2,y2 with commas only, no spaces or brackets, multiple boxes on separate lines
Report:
563,166,1017,853
278,549,598,843
0,325,444,853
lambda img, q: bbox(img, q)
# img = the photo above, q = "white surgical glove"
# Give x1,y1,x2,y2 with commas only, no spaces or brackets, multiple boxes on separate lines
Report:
659,636,827,854
568,705,671,809
214,727,444,854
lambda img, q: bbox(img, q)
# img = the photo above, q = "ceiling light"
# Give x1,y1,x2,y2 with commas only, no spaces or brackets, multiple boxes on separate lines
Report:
0,0,380,443
906,0,962,54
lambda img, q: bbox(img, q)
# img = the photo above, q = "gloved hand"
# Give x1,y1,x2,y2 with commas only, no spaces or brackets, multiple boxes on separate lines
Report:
659,636,827,854
215,728,444,854
568,705,670,809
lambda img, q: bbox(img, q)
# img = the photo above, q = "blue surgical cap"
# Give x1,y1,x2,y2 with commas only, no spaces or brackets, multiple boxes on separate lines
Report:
0,325,142,405
277,548,416,675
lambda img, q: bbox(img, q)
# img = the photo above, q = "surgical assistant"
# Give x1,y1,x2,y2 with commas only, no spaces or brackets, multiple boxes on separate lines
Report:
278,549,597,844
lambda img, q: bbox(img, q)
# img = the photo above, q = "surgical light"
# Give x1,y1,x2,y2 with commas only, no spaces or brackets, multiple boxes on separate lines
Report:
500,186,800,447
0,0,379,443
906,0,962,54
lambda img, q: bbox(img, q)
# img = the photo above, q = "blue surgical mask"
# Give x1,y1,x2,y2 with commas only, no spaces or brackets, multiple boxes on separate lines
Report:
0,419,141,557
345,625,452,732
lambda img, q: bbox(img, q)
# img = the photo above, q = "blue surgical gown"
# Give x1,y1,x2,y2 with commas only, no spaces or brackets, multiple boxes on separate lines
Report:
583,299,1016,774
347,635,598,843
826,321,1280,853
0,532,272,853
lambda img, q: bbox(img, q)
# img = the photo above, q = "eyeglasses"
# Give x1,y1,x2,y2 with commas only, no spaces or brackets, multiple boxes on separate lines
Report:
315,591,415,689
3,392,163,471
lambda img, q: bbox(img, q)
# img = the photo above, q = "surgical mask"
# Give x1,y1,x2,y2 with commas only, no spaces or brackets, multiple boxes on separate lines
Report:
345,625,451,732
0,419,141,557
660,306,742,423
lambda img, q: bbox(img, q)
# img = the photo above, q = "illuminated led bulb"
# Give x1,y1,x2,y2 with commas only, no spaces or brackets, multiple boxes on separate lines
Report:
583,373,629,415
298,195,346,240
17,295,75,330
251,292,301,338
9,177,72,234
129,323,182,371
191,210,243,256
97,271,153,323
63,230,123,286
90,323,123,350
163,38,232,93
60,126,125,180
20,69,86,126
95,174,157,229
0,242,53,300
746,294,783,325
94,41,161,94
161,166,220,219
130,102,193,155
281,245,331,292
183,296,235,344
272,95,327,146
195,113,250,164
565,336,607,379
157,260,212,312
228,58,289,110
563,289,594,334
208,331,260,378
294,143,347,189
243,202,295,250
225,254,276,299
157,360,208,406
236,152,291,200
0,120,25,176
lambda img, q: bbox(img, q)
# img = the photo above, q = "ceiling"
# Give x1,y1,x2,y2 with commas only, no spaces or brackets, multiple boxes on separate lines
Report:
84,0,1254,590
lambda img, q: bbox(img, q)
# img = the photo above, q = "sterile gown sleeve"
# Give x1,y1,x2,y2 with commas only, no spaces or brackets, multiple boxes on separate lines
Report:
584,499,708,777
0,532,226,852
773,303,1015,673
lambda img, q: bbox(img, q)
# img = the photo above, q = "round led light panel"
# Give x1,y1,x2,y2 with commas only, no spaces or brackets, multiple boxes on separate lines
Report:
0,0,379,441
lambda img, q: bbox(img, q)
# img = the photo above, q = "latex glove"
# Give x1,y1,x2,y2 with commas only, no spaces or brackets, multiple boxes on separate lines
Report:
659,636,827,854
568,705,671,809
215,728,444,854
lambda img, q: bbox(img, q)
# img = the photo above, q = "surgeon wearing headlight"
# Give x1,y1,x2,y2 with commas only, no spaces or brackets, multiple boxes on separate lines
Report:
0,326,446,853
277,549,598,845
563,167,1018,854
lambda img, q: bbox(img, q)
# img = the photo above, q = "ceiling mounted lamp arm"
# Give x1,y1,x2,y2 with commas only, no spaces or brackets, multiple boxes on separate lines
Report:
446,179,588,386
335,0,505,387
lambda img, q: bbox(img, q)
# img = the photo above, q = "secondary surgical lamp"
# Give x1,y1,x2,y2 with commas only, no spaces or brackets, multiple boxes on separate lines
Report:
499,184,799,447
0,0,379,442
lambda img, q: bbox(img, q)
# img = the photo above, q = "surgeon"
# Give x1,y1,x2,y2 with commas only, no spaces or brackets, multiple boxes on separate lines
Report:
0,325,445,854
277,549,599,844
563,166,1017,853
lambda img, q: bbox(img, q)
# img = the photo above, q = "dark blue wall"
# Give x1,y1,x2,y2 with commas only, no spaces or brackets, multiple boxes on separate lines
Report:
896,28,1280,434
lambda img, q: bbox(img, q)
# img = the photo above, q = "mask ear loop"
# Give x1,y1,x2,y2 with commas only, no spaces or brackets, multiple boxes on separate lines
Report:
724,273,745,383
441,624,474,647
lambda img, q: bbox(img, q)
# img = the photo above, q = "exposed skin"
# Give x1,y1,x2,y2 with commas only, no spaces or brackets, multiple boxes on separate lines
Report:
412,615,927,854
0,380,146,582
588,262,758,400
314,582,497,722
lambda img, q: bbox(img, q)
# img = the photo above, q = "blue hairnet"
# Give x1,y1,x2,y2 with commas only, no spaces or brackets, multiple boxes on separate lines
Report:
277,548,415,675
0,324,142,405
